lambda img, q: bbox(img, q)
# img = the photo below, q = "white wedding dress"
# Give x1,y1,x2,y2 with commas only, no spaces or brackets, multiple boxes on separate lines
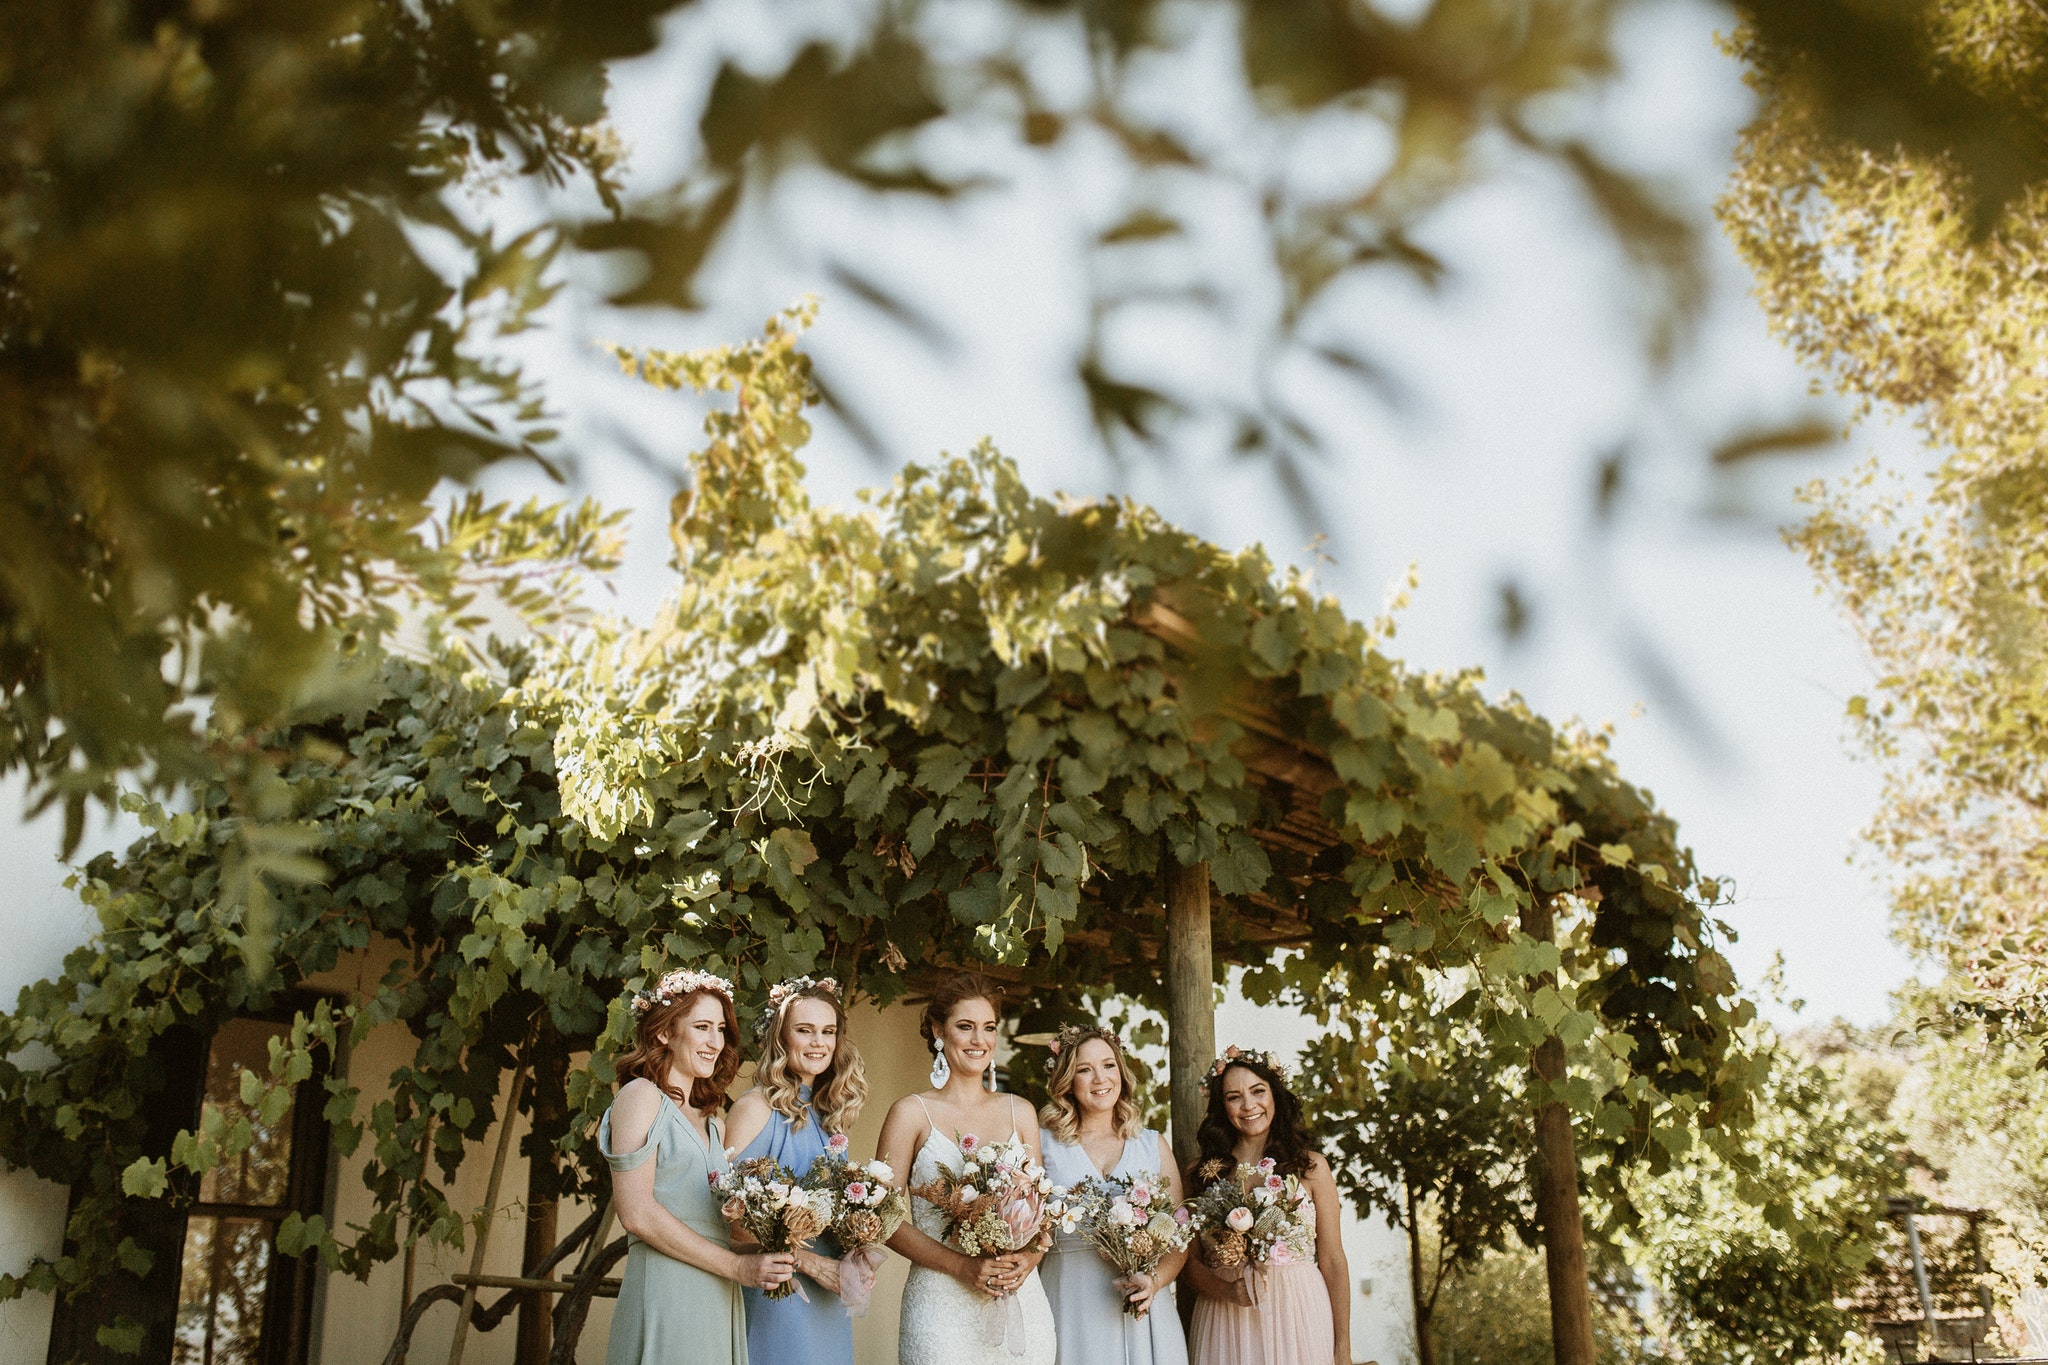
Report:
899,1116,1057,1365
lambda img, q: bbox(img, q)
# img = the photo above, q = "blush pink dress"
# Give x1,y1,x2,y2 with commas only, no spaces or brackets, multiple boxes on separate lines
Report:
1187,1197,1333,1365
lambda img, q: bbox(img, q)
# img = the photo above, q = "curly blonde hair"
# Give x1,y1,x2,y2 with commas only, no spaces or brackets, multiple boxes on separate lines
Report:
757,982,867,1134
1038,1026,1143,1145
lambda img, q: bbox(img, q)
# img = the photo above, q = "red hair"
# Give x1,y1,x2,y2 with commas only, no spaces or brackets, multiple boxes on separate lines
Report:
614,989,742,1111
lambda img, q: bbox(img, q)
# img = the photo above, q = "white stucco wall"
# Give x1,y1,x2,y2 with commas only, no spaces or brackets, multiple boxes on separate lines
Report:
0,782,131,1363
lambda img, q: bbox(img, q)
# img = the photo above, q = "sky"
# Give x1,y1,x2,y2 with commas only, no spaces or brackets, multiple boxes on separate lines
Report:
0,0,1930,1028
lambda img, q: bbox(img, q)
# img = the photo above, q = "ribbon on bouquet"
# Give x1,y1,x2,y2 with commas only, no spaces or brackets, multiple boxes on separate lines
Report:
978,1287,1031,1357
837,1246,887,1319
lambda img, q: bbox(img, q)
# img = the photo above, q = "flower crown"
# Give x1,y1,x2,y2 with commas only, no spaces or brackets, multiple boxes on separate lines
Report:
756,975,841,1035
1207,1044,1286,1083
629,968,734,1016
1041,1023,1122,1074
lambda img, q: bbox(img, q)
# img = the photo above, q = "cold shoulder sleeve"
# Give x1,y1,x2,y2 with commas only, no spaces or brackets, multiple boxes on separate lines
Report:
600,1106,658,1172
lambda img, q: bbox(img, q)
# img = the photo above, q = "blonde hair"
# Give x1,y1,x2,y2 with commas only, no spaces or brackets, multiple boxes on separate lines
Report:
1038,1026,1142,1145
758,984,867,1134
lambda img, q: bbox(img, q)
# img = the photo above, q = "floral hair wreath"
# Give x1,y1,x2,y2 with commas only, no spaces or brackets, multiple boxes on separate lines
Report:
1041,1023,1123,1074
628,968,734,1016
755,975,842,1036
1207,1043,1286,1083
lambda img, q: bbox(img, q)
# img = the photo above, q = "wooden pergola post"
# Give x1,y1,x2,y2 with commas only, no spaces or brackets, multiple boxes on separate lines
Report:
1523,896,1596,1365
1165,859,1216,1171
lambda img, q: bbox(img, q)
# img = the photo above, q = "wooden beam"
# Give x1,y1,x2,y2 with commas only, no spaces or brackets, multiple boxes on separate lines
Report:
451,1273,620,1298
1165,860,1216,1172
448,1059,528,1365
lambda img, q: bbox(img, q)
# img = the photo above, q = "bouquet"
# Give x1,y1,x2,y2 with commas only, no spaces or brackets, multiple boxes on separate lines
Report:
801,1134,911,1316
909,1133,1071,1260
1066,1172,1194,1317
712,1154,835,1299
1185,1157,1314,1299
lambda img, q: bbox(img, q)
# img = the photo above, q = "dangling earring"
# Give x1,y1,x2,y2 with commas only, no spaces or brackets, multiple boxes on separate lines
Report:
930,1041,950,1089
984,1061,998,1093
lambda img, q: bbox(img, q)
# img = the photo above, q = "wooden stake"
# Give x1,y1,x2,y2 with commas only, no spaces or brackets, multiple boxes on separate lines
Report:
1165,860,1216,1172
448,1059,528,1365
1523,896,1596,1365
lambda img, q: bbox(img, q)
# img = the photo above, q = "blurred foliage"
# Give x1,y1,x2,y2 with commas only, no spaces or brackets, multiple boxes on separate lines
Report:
0,0,657,844
1300,993,1535,1365
1890,1006,2048,1311
1431,1238,1666,1365
1619,1028,1899,1365
1721,2,2048,1026
0,313,1752,1357
607,0,1706,477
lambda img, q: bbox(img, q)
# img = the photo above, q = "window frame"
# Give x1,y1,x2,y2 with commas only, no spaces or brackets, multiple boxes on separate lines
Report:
48,993,339,1365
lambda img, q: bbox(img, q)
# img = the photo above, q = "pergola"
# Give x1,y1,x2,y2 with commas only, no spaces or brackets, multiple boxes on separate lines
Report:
0,310,1750,1365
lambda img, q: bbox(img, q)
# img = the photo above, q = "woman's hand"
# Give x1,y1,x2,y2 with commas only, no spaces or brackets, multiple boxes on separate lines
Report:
1216,1264,1254,1307
796,1248,843,1296
1116,1269,1159,1318
955,1253,1002,1297
734,1251,797,1291
988,1251,1038,1295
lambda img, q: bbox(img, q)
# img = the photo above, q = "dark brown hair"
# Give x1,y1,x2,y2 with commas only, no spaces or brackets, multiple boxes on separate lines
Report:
919,972,1005,1050
614,989,742,1111
1193,1056,1319,1180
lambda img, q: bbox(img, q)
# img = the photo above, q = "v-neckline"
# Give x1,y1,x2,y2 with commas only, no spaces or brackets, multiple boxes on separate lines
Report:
1078,1132,1129,1181
661,1091,718,1157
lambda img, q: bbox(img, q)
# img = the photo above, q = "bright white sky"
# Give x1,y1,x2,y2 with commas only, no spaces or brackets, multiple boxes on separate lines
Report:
0,0,1931,1027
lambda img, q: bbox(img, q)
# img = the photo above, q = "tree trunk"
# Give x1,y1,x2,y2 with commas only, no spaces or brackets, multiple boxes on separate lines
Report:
1164,859,1216,1174
1523,897,1597,1365
518,1045,567,1365
516,1163,558,1365
1406,1182,1439,1365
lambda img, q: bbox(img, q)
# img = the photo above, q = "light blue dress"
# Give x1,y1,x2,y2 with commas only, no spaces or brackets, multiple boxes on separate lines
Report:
734,1087,853,1365
599,1093,747,1365
1040,1129,1191,1365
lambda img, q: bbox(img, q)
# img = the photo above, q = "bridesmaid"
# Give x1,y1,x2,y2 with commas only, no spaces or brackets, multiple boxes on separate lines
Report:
1037,1024,1190,1365
724,976,870,1365
1182,1048,1352,1365
600,968,796,1365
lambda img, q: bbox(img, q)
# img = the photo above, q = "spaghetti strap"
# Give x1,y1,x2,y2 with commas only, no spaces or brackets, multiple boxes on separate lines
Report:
1006,1094,1019,1140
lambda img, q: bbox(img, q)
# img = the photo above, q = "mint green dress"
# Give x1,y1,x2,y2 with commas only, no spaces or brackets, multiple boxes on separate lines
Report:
600,1093,748,1365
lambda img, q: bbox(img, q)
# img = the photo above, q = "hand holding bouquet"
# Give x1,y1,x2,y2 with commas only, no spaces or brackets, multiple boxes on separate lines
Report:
1067,1172,1193,1317
801,1135,911,1316
1185,1156,1314,1298
713,1155,834,1299
909,1133,1071,1263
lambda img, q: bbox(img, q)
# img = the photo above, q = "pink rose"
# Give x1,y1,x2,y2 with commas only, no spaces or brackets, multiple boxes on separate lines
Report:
846,1181,869,1201
1225,1206,1254,1232
1256,1157,1276,1173
1130,1184,1153,1207
1264,1174,1285,1192
827,1132,850,1153
1269,1240,1295,1265
959,1133,980,1153
1173,1206,1192,1226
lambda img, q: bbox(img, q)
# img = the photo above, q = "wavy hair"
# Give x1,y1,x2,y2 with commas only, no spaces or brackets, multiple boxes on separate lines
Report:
918,971,1006,1053
1038,1027,1143,1145
614,988,742,1112
757,984,868,1134
1193,1055,1318,1180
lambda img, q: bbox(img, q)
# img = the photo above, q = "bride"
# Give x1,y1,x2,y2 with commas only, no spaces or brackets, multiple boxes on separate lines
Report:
877,971,1057,1365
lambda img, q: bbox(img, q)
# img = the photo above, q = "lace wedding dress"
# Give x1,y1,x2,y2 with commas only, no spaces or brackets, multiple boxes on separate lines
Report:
898,1126,1057,1365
